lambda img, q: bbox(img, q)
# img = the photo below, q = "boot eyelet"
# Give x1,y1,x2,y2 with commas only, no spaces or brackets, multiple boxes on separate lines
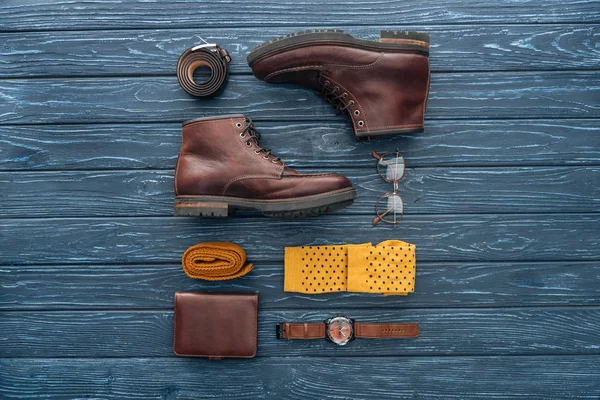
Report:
324,80,330,86
354,110,360,116
272,159,279,163
342,93,348,98
254,149,261,154
240,132,246,138
333,86,339,92
236,122,243,129
348,100,355,106
358,120,364,127
263,155,269,160
246,141,252,147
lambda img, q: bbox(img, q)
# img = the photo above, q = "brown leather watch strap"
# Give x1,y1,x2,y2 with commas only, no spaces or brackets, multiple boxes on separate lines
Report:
280,322,326,340
354,322,419,338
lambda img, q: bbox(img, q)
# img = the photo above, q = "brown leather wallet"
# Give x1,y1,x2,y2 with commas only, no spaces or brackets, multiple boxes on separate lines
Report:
173,292,258,359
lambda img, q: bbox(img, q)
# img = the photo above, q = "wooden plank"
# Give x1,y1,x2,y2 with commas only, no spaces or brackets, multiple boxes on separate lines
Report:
1,72,598,124
1,120,598,170
1,261,599,310
1,356,599,399
1,167,598,218
2,25,598,78
2,0,599,32
0,214,597,265
1,308,599,357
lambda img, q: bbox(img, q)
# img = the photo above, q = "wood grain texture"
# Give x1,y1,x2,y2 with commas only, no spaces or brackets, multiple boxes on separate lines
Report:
1,166,598,218
1,2,600,398
1,25,598,78
1,356,599,399
1,72,598,124
1,261,599,310
2,0,600,32
1,120,599,171
0,215,598,265
1,308,599,357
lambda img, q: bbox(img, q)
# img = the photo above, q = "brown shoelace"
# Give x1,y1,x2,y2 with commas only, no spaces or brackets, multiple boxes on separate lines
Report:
239,117,284,165
319,75,355,116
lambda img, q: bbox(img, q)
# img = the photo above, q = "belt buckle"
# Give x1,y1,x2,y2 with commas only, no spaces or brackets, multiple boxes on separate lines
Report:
190,43,219,52
190,42,231,63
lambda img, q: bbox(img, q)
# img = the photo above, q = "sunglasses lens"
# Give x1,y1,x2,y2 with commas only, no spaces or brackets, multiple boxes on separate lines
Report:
377,152,405,182
376,193,404,225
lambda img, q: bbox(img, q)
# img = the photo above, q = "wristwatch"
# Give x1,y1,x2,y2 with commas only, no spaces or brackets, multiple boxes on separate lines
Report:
276,316,419,346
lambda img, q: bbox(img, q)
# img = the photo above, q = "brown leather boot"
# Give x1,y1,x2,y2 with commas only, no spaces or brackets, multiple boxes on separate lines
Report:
174,114,357,217
247,30,430,139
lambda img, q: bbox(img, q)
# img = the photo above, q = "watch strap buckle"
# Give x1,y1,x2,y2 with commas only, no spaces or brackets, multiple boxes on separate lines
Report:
276,323,286,340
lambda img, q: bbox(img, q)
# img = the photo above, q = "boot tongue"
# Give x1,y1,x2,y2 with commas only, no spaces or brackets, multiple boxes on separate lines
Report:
247,125,287,165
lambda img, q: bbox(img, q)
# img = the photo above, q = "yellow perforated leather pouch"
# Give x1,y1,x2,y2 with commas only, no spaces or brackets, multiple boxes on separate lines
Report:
284,240,416,296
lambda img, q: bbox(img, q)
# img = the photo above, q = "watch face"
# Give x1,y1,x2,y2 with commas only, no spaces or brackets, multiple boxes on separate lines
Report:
326,316,354,346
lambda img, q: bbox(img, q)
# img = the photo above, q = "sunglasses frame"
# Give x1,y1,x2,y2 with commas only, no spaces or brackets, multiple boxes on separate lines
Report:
372,150,406,227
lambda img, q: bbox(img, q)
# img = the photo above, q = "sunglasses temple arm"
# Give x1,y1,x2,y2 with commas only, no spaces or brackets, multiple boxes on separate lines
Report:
373,206,393,226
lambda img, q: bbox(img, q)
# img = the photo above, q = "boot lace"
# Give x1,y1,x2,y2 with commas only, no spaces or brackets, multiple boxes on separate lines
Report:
240,117,284,165
319,75,354,116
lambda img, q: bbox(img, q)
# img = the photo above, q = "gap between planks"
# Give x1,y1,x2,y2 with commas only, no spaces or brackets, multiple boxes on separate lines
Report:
2,20,599,34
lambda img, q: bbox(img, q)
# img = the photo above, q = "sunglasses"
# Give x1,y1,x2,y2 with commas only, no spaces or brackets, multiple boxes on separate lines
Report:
372,150,405,227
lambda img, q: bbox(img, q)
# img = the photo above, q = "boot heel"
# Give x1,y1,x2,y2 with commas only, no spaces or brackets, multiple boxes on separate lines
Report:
174,199,230,217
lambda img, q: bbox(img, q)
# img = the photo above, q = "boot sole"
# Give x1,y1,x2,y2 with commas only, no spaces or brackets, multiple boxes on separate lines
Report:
247,29,430,66
357,126,425,139
173,188,357,218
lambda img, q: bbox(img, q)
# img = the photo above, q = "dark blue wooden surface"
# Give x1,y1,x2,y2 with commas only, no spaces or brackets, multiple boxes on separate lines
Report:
1,1,599,399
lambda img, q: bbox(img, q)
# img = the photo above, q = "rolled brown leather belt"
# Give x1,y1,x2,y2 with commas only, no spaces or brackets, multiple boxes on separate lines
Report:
177,43,231,97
